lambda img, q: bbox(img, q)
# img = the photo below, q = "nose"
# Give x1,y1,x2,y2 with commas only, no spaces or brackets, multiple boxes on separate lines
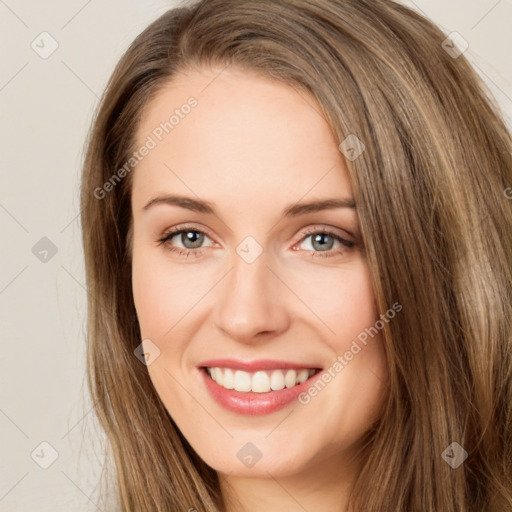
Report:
213,249,290,344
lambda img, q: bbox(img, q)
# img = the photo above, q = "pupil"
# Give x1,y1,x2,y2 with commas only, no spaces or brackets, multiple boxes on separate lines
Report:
312,233,333,251
182,231,203,249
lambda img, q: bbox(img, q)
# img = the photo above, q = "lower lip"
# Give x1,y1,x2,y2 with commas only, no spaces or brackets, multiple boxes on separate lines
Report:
200,368,322,416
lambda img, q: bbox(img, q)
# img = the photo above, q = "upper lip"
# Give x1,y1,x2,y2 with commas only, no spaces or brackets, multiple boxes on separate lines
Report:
199,358,322,372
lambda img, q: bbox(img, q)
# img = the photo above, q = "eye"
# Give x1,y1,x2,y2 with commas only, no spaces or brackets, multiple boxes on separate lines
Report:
157,226,215,258
157,225,357,259
295,227,355,259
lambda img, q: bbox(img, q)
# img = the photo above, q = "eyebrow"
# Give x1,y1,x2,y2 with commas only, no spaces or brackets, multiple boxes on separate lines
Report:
142,194,356,217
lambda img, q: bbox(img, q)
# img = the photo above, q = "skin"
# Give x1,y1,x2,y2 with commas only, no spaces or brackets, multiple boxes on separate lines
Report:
130,66,389,512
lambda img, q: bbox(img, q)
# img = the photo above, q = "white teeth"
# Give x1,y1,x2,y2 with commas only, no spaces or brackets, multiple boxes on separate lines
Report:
270,370,285,390
252,371,270,393
284,369,296,388
297,369,309,384
212,367,223,386
234,370,252,392
207,367,317,393
223,368,234,389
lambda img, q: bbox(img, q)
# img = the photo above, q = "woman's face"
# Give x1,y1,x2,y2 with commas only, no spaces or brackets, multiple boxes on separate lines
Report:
131,67,389,478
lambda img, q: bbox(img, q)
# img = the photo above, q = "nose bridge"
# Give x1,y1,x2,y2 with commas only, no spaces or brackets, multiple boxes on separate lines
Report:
213,241,289,341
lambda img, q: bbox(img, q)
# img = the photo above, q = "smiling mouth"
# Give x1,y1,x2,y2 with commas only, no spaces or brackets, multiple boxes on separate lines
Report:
202,367,322,393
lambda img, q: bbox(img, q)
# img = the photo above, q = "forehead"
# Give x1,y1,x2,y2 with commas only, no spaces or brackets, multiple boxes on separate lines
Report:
131,67,352,212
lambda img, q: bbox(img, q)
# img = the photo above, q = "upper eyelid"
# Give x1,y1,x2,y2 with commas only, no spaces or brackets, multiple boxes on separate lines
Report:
300,225,354,240
161,224,215,242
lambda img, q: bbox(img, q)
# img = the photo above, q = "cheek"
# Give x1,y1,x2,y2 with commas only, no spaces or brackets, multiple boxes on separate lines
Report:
131,243,207,339
292,259,388,390
334,268,379,346
132,260,171,339
290,258,378,344
330,264,388,381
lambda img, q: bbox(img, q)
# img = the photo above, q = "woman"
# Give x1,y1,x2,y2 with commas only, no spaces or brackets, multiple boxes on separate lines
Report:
80,0,512,510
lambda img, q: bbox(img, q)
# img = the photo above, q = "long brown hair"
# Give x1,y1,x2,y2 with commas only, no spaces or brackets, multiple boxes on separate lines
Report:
80,0,512,510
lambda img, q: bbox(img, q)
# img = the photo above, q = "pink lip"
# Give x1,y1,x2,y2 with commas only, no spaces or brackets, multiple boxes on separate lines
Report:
198,366,323,416
198,358,320,372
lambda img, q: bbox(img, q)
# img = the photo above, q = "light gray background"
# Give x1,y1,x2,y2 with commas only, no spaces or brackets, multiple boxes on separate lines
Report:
1,1,511,510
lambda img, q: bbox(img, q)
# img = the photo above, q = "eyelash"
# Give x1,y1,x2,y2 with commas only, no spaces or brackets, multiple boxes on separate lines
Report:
156,225,355,259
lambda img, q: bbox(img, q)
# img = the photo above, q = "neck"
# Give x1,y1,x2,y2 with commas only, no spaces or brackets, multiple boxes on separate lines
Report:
218,449,361,512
